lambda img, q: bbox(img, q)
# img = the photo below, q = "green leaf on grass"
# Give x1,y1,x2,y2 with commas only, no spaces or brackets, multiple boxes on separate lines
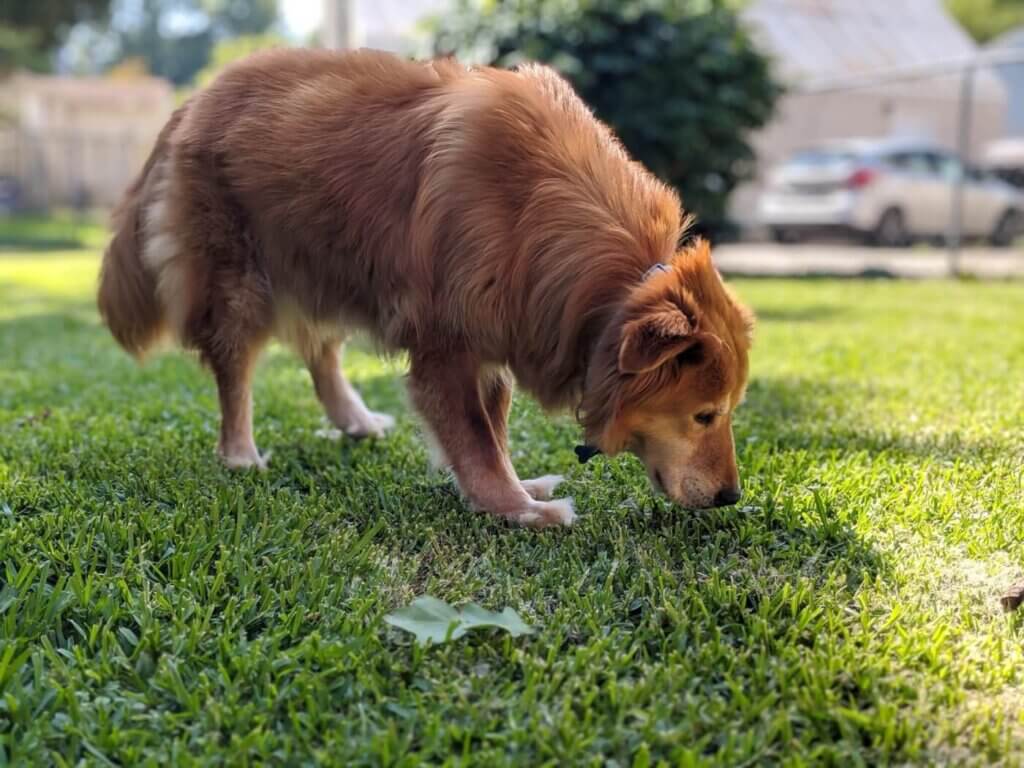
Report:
384,596,533,645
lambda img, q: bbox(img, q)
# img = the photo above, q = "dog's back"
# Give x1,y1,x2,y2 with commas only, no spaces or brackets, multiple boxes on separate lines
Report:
100,48,682,365
99,49,455,360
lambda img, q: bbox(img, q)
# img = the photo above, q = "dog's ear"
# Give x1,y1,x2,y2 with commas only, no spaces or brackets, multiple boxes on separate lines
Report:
618,307,700,374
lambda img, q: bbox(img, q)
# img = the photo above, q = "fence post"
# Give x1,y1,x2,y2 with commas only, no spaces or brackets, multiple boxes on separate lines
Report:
948,63,976,278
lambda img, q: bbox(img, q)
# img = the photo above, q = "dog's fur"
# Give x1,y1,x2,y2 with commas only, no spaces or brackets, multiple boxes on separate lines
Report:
98,48,754,528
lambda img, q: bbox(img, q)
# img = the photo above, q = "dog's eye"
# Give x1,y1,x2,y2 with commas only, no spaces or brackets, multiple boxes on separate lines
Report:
694,411,716,427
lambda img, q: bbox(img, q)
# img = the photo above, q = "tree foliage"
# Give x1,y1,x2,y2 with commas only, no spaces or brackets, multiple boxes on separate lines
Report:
60,0,278,84
191,33,284,89
115,0,277,84
432,0,781,235
0,0,110,72
946,0,1024,44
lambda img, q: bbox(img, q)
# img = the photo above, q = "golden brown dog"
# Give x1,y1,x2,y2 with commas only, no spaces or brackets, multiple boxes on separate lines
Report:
98,48,754,528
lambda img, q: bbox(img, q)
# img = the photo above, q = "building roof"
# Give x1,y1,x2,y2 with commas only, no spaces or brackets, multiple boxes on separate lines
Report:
987,25,1024,135
351,0,449,54
742,0,1004,101
989,25,1024,51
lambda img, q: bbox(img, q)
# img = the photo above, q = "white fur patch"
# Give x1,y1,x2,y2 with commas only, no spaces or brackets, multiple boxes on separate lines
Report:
521,474,565,501
420,425,451,472
141,163,190,339
218,446,270,471
517,497,576,529
314,427,344,441
316,412,395,440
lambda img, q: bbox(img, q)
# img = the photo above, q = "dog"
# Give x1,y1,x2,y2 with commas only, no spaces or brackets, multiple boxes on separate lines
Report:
98,48,754,529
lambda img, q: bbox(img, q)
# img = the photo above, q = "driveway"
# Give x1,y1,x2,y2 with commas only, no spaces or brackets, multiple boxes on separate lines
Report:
713,243,1024,278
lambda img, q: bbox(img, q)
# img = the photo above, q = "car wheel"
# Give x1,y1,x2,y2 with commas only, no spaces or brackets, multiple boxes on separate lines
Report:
990,209,1024,248
872,208,908,248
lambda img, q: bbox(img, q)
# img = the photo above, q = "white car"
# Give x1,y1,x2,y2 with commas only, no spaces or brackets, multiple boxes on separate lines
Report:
758,139,1024,247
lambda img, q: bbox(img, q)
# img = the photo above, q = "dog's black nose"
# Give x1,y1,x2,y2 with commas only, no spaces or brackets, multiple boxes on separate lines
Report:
713,487,742,507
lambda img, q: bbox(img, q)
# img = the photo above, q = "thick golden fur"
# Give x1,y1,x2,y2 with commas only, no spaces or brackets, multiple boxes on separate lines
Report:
98,48,754,527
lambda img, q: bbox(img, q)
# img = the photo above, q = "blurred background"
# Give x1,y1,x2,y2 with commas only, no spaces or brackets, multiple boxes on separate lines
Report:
2,0,1023,276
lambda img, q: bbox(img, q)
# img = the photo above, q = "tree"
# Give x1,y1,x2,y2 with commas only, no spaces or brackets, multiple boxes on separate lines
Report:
119,0,278,84
191,33,284,89
0,0,110,72
60,0,278,84
202,0,278,37
431,0,781,236
946,0,1024,44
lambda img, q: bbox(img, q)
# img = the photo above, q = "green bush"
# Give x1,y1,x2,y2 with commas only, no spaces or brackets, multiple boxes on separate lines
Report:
431,0,781,236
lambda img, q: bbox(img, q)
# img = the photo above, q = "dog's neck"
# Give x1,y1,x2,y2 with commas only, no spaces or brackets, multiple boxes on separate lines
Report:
571,262,671,461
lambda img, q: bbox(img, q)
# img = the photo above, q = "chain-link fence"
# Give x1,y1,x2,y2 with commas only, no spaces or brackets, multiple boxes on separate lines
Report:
0,127,146,213
793,48,1024,275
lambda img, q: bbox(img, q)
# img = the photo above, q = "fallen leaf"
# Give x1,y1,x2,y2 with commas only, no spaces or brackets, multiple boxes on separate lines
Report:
384,596,533,646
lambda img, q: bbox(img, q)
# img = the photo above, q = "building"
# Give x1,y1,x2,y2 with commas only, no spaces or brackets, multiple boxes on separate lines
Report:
0,73,175,210
322,0,449,55
731,0,1008,226
320,0,1008,230
987,25,1024,136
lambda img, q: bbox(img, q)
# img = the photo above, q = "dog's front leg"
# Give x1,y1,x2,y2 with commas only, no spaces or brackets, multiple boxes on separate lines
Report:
409,352,575,529
480,369,565,501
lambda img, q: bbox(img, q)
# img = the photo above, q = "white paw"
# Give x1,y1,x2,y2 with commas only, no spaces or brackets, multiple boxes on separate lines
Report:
219,447,270,471
516,497,576,529
315,427,344,441
319,411,395,440
343,410,395,439
521,474,565,501
420,427,451,472
359,411,395,437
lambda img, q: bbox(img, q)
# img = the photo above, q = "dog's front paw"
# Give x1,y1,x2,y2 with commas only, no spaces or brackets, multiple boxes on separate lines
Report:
521,474,565,501
515,497,576,529
219,446,270,471
356,410,396,438
318,411,396,440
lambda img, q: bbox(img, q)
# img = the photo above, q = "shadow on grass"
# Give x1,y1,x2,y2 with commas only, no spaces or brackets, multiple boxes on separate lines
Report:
754,305,848,323
0,241,90,255
2,342,897,753
250,366,893,597
0,213,105,252
0,281,98,315
3,291,899,655
723,270,902,281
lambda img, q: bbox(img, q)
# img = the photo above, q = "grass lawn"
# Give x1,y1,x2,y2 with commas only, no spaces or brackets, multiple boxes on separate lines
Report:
2,246,1023,765
0,213,107,252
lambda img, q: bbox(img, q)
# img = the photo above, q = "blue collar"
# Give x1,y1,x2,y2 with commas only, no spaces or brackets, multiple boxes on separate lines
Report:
642,263,671,281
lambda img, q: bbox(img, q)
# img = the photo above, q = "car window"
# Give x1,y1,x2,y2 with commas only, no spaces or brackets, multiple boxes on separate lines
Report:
924,153,963,181
789,149,859,166
887,152,931,174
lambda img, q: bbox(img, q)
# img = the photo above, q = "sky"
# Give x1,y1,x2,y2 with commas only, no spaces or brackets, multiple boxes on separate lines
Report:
277,1,449,51
280,0,324,41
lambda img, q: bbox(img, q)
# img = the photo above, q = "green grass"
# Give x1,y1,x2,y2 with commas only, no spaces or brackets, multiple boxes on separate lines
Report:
2,247,1023,765
0,213,107,252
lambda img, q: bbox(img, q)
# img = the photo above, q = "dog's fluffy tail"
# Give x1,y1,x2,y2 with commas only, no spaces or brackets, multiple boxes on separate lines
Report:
97,107,183,358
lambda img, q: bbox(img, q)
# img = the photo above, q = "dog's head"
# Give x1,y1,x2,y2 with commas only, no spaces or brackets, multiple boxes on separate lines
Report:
580,239,753,509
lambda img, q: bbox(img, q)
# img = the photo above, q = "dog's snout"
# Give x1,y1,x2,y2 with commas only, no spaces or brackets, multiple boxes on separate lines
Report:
713,487,742,507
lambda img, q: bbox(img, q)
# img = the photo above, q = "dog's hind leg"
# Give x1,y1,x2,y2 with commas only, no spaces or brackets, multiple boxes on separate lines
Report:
307,340,395,439
480,369,564,502
206,336,269,470
190,266,274,470
410,352,575,529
